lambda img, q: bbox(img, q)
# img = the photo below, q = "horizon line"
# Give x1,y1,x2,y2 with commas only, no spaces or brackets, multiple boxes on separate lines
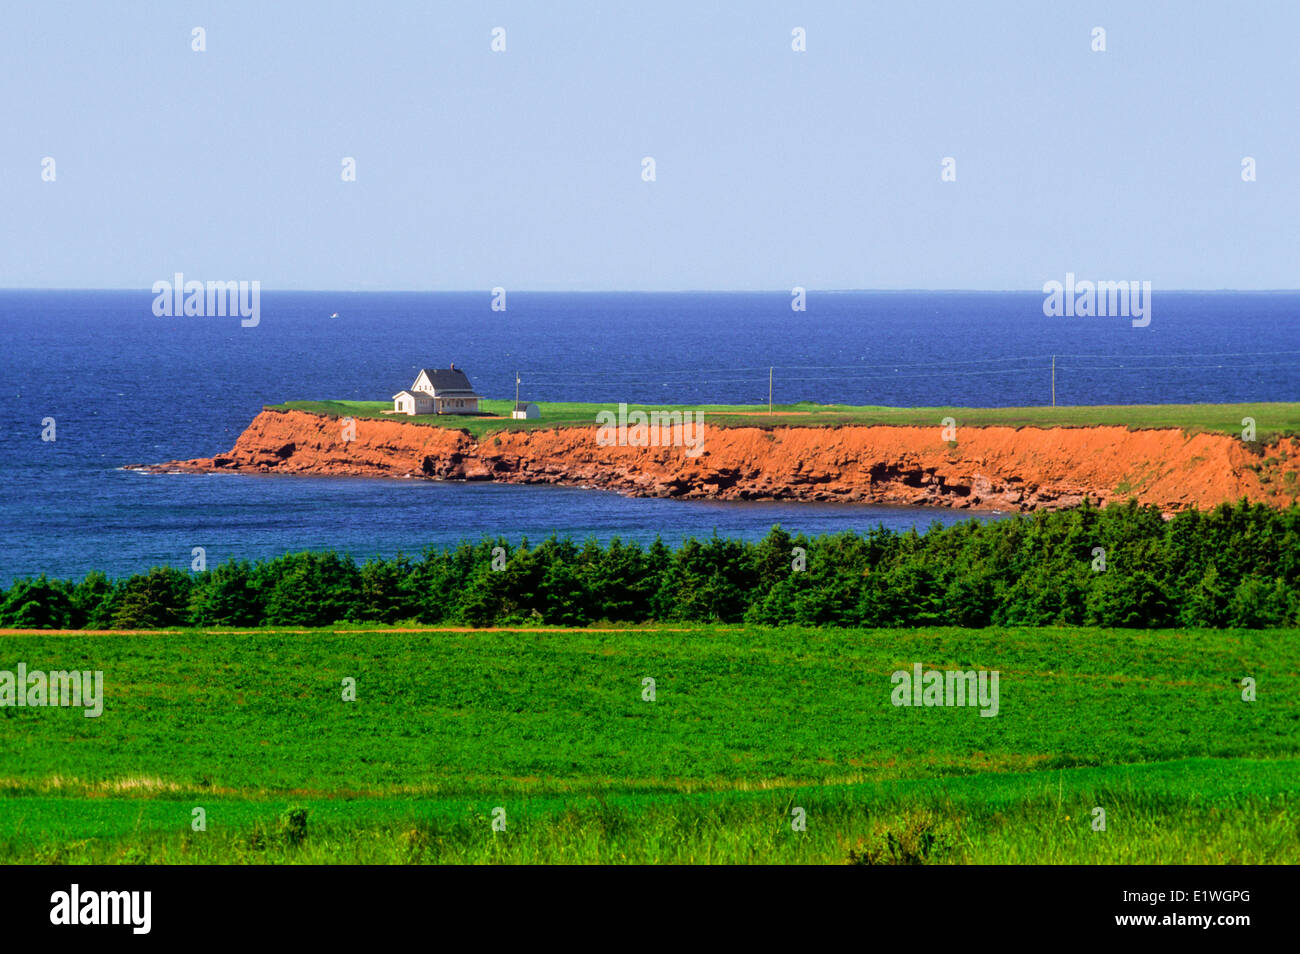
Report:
2,287,1299,295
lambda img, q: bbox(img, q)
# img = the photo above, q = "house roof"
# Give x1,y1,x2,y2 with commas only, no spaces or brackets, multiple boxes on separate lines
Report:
392,390,433,400
415,368,480,396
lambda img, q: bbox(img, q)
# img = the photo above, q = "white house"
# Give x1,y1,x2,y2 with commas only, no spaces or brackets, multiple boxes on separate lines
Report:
392,364,483,415
512,402,540,420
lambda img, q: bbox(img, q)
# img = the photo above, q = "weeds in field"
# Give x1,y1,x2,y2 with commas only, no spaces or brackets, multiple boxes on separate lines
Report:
846,809,961,865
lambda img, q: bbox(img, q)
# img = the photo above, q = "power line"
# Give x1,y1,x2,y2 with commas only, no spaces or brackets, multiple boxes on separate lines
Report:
522,364,1292,387
519,349,1300,379
1051,349,1300,359
522,355,1055,377
513,348,1297,407
1058,362,1297,372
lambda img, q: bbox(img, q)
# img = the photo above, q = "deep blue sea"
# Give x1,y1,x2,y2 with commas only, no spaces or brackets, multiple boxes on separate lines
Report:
2,290,1297,582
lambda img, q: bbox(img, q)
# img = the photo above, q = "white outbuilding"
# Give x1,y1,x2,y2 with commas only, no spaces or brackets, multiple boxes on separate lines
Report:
511,402,540,420
391,390,435,416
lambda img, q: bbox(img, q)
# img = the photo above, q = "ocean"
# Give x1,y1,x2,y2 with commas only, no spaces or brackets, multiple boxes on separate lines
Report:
2,290,1297,582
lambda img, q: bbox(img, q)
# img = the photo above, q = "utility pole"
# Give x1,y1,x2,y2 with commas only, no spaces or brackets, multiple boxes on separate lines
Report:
768,366,773,415
515,370,520,409
1051,355,1056,408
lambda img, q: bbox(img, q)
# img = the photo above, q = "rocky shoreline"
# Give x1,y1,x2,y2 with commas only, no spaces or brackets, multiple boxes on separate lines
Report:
132,408,1300,513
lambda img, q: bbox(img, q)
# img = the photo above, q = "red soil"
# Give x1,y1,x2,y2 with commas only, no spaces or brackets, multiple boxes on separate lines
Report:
134,409,1300,512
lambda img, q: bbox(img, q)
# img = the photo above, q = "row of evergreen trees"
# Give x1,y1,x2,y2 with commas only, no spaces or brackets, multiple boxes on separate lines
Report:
3,499,1297,629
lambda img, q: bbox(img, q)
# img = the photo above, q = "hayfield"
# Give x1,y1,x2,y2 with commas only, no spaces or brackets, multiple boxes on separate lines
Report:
1,625,1296,864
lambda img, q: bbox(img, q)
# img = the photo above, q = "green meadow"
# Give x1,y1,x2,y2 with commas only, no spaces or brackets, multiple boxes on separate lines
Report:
266,399,1300,442
1,625,1295,864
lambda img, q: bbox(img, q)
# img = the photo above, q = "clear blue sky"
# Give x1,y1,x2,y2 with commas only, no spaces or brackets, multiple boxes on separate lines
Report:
1,1,1295,290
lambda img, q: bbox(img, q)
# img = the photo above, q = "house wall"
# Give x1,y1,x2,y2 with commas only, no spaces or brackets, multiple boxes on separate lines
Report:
436,397,478,414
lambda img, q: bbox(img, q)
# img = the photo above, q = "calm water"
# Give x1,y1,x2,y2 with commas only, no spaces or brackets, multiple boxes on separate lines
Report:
3,290,1297,581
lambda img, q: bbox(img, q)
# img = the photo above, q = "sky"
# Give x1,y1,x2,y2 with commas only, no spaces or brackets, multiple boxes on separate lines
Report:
1,1,1296,291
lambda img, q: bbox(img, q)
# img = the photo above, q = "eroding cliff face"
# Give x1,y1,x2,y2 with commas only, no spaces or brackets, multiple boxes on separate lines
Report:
139,409,1300,512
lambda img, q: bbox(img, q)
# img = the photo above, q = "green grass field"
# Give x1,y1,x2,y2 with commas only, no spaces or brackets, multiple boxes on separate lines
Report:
1,625,1295,864
264,399,1300,441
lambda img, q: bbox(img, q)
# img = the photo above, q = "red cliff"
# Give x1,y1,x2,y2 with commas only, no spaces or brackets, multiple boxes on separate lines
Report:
139,409,1300,512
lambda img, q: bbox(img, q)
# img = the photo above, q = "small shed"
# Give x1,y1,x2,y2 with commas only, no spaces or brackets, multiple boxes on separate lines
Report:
511,402,540,420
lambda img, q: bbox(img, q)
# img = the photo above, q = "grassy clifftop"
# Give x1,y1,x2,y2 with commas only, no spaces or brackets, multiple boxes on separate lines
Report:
264,399,1300,441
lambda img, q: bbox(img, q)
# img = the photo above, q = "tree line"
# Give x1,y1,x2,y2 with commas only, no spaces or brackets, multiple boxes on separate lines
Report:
2,499,1297,630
